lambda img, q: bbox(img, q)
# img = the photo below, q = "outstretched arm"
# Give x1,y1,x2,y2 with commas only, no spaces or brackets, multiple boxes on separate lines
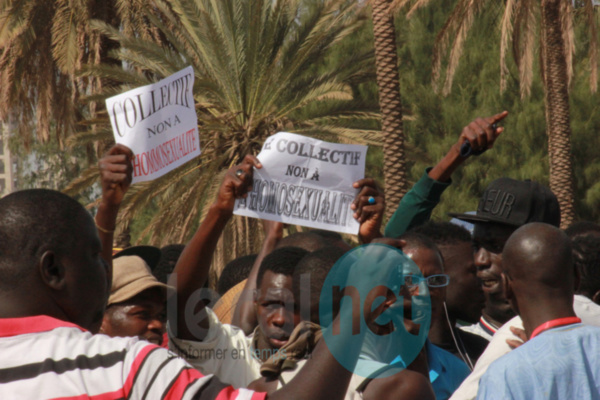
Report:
95,144,133,271
168,155,261,341
384,111,508,237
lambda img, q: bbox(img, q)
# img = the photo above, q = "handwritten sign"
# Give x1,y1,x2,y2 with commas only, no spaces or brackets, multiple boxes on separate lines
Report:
106,66,200,183
234,132,367,234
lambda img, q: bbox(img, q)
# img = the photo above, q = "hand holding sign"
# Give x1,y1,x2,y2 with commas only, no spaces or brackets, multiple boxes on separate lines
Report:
457,111,508,157
99,144,134,208
215,155,263,213
106,66,201,184
234,132,367,235
351,178,385,243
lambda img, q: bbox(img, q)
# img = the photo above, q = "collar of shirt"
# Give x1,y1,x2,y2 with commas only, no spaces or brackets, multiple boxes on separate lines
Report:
0,315,86,337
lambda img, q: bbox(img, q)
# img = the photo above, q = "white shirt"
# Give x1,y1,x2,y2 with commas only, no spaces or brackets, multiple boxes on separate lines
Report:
449,295,600,400
459,317,498,342
0,315,260,400
169,307,262,389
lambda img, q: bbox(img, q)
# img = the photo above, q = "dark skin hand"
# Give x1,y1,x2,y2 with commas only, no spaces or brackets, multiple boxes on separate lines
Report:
351,178,385,244
96,144,134,272
506,326,527,349
169,155,261,341
428,111,509,182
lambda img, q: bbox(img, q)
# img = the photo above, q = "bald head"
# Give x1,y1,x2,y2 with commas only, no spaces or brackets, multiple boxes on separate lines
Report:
503,223,574,294
0,189,110,331
0,189,89,291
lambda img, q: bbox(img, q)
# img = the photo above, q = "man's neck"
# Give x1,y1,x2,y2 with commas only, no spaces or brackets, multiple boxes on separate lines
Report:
519,300,577,339
428,312,455,348
481,308,513,330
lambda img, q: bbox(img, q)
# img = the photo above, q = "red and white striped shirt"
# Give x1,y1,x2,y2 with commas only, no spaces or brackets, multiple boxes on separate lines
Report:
0,316,266,400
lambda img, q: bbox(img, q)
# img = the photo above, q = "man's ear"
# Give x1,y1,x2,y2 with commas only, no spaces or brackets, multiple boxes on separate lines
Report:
39,250,66,291
501,272,518,313
500,272,511,297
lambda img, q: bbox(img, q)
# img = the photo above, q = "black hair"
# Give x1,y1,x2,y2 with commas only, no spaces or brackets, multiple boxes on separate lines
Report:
217,253,258,295
256,246,308,287
410,221,472,246
398,231,444,271
0,189,90,290
565,221,600,239
292,246,347,325
573,235,600,298
276,230,348,252
276,232,326,252
399,231,443,254
153,244,186,284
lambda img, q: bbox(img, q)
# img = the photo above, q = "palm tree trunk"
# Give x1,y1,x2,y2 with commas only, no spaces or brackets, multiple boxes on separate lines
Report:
540,0,576,228
371,0,408,221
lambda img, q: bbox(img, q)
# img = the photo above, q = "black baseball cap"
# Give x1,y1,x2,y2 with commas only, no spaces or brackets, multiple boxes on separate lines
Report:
448,178,561,228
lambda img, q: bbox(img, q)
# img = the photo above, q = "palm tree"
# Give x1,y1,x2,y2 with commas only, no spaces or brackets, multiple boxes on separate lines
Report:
0,0,164,147
371,0,409,220
398,0,600,227
64,0,380,276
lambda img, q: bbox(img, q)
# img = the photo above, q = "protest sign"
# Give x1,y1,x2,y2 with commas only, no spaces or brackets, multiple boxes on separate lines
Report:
234,132,367,235
106,66,200,184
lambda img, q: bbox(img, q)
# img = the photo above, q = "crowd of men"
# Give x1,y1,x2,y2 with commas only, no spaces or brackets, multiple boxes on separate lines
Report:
1,111,599,399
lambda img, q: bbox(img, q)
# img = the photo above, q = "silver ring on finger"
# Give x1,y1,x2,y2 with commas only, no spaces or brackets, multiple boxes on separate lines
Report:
235,169,244,178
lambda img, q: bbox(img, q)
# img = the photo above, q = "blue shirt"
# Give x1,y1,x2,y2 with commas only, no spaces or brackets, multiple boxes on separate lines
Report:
389,340,470,400
478,323,600,399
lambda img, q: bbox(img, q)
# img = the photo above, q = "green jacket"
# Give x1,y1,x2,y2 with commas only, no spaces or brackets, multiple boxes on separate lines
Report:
383,168,451,238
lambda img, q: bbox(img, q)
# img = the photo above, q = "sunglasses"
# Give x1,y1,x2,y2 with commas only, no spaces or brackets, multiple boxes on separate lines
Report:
403,274,450,292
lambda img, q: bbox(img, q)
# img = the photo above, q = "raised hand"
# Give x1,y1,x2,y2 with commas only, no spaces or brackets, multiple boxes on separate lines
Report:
214,155,262,213
457,110,509,155
351,178,385,243
99,144,134,207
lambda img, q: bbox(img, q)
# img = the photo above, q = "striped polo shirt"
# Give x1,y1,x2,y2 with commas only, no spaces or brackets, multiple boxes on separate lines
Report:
0,316,266,400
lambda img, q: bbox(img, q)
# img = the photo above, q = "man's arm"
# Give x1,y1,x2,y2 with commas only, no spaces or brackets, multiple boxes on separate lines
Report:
95,144,133,271
384,111,508,238
168,155,261,341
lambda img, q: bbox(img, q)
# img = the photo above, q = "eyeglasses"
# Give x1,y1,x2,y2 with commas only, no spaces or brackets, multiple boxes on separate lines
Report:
403,274,450,292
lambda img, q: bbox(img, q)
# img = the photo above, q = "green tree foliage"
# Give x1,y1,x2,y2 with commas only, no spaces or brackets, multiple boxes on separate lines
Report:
63,0,380,266
392,2,600,223
0,0,162,146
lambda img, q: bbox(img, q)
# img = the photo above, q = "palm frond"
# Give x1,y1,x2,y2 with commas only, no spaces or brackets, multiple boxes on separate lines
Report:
500,0,518,92
584,0,598,92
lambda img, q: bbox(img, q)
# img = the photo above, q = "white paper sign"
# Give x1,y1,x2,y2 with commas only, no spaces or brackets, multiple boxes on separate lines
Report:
234,132,367,235
106,66,200,183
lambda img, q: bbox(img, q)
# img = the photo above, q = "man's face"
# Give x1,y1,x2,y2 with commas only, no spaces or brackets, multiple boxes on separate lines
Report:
473,223,516,324
255,270,300,350
101,287,166,345
61,214,111,333
439,242,485,323
403,246,445,315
